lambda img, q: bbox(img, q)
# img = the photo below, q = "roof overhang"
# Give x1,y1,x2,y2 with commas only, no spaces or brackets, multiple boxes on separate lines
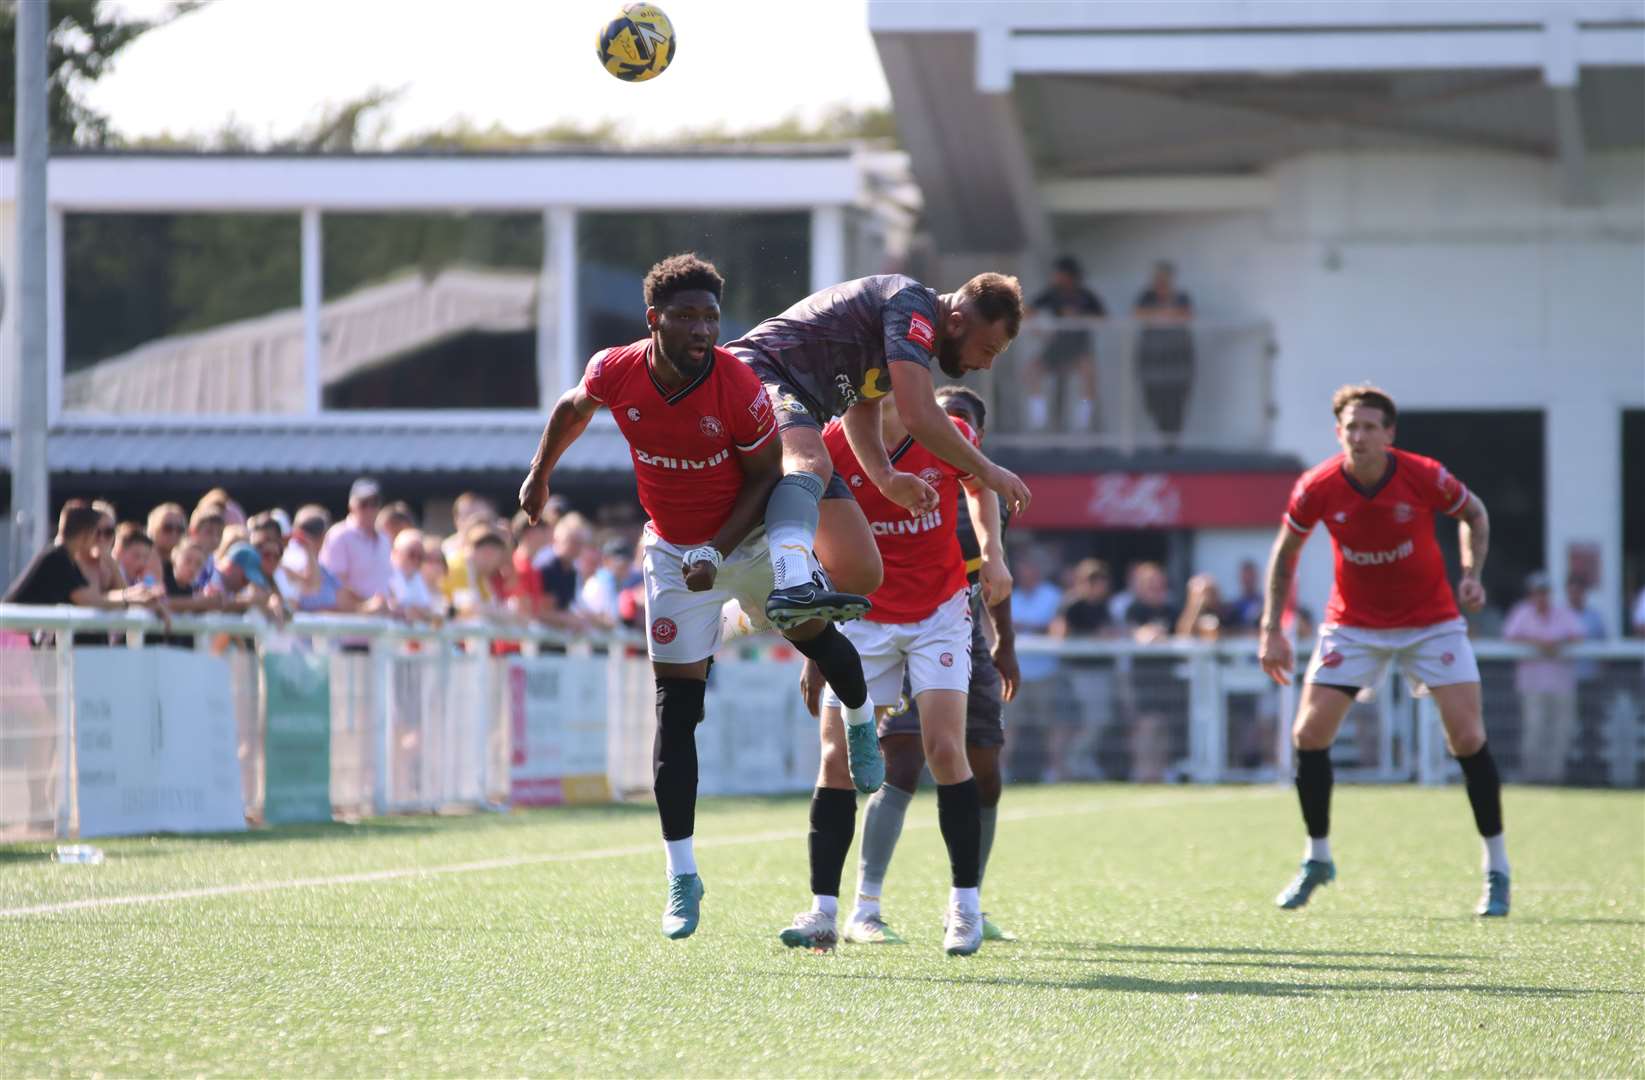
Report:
0,150,866,211
871,0,1645,246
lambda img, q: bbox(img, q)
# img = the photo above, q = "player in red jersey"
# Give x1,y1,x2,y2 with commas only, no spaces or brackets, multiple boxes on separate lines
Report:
774,393,1007,956
1259,384,1509,917
517,255,875,941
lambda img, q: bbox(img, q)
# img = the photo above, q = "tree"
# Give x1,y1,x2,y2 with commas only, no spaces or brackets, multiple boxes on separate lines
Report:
0,0,198,147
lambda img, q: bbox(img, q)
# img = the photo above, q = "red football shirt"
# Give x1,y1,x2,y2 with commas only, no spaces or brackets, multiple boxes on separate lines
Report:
582,341,777,546
1284,449,1471,629
823,415,977,624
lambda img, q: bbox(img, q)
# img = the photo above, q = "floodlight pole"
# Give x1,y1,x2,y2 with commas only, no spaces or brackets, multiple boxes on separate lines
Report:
10,0,49,579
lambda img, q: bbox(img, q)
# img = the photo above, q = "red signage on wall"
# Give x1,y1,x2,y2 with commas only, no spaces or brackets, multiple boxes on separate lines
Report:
1010,472,1295,530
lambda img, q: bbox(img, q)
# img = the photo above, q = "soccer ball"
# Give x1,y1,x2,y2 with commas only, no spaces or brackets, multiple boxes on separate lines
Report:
597,4,676,83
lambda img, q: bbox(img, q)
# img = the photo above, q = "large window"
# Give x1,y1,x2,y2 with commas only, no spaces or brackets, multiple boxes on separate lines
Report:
64,213,302,414
576,211,810,368
320,213,543,410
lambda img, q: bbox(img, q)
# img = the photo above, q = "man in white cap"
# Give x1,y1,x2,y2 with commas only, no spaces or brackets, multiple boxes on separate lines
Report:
319,477,394,611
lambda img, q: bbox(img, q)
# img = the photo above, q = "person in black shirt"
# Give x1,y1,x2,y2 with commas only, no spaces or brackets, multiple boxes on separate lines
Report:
1025,255,1104,432
5,506,169,639
1123,560,1181,642
1133,261,1195,446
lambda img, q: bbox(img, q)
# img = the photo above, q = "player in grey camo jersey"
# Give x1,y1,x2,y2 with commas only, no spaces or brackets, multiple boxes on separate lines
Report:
724,273,1034,626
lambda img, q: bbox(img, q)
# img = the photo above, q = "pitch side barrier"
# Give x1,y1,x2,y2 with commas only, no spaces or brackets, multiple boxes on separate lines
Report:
1,606,1640,840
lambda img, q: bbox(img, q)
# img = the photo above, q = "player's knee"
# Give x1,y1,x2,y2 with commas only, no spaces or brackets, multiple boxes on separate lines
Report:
832,558,883,598
1292,714,1335,752
973,768,1003,807
1448,725,1486,758
922,733,969,784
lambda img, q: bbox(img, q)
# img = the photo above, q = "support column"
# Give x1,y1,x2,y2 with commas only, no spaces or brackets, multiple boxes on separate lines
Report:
301,209,322,415
809,205,846,293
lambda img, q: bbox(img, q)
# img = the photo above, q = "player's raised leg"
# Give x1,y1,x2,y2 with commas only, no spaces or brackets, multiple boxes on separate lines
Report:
785,615,881,794
763,424,875,628
1277,683,1354,909
1430,679,1510,916
779,706,857,952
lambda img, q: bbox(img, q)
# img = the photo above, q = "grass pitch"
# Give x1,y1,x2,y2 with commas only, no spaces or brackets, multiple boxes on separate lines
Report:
2,784,1640,1077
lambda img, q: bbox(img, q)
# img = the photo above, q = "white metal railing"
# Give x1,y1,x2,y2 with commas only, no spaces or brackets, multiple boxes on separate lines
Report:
2,605,1640,840
967,316,1276,452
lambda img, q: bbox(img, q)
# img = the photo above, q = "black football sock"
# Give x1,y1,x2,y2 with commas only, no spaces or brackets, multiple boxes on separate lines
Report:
1294,748,1333,846
653,677,706,843
789,623,868,710
808,786,858,901
1456,741,1505,838
936,777,982,889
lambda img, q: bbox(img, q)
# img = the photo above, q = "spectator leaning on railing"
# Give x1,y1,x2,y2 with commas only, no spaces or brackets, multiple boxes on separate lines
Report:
187,503,226,589
387,528,437,620
320,478,395,612
1503,571,1585,784
113,523,157,589
144,502,188,590
1124,561,1179,644
4,505,170,628
1025,255,1105,433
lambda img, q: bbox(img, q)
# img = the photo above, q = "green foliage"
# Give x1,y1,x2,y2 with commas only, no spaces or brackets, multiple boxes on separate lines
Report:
0,0,198,147
1,785,1640,1076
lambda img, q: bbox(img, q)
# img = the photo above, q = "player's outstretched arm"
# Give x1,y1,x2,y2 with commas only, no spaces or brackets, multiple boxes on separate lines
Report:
519,384,600,524
889,362,1032,514
962,477,1011,606
683,430,785,592
1456,493,1490,612
1258,522,1308,685
840,400,937,516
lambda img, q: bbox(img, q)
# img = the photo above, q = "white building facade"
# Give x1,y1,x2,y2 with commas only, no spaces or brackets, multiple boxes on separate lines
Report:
872,0,1645,631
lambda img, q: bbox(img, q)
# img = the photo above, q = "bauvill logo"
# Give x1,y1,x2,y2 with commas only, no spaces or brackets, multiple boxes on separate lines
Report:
1340,540,1414,565
872,509,944,536
636,448,730,470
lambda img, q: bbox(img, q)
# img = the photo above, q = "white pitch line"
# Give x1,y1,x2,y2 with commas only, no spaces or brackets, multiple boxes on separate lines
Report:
0,788,1280,920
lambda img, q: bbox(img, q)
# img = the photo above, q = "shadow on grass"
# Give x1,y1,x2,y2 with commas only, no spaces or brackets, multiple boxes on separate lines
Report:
1033,940,1481,962
770,968,1636,999
1032,953,1468,976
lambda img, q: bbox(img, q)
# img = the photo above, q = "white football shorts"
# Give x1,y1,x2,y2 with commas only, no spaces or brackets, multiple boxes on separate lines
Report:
1304,617,1480,695
821,586,973,711
641,525,820,664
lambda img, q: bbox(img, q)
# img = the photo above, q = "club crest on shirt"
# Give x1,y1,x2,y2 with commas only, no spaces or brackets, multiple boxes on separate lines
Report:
907,313,935,350
1333,511,1349,523
699,415,724,439
627,407,642,422
1393,502,1413,523
849,474,864,488
919,466,943,487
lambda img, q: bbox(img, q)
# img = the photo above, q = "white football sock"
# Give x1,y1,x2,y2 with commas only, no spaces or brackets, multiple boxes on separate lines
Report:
1482,833,1509,875
1307,836,1332,863
951,886,981,914
664,836,696,877
853,892,881,921
811,894,838,917
842,699,874,728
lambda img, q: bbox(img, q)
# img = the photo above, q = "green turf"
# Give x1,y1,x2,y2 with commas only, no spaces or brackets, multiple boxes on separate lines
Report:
2,784,1641,1077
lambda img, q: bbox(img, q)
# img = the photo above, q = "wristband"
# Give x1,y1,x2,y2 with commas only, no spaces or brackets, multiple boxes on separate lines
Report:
681,545,723,572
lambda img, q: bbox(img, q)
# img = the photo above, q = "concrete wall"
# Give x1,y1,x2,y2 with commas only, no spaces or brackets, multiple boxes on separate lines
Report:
1053,148,1645,631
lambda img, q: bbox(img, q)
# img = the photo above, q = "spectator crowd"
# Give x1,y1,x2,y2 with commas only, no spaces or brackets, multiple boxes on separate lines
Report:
3,478,649,644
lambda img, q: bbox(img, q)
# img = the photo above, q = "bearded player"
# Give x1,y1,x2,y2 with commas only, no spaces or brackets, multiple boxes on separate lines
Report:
1259,384,1509,917
518,254,874,940
727,273,1034,797
776,390,1006,956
